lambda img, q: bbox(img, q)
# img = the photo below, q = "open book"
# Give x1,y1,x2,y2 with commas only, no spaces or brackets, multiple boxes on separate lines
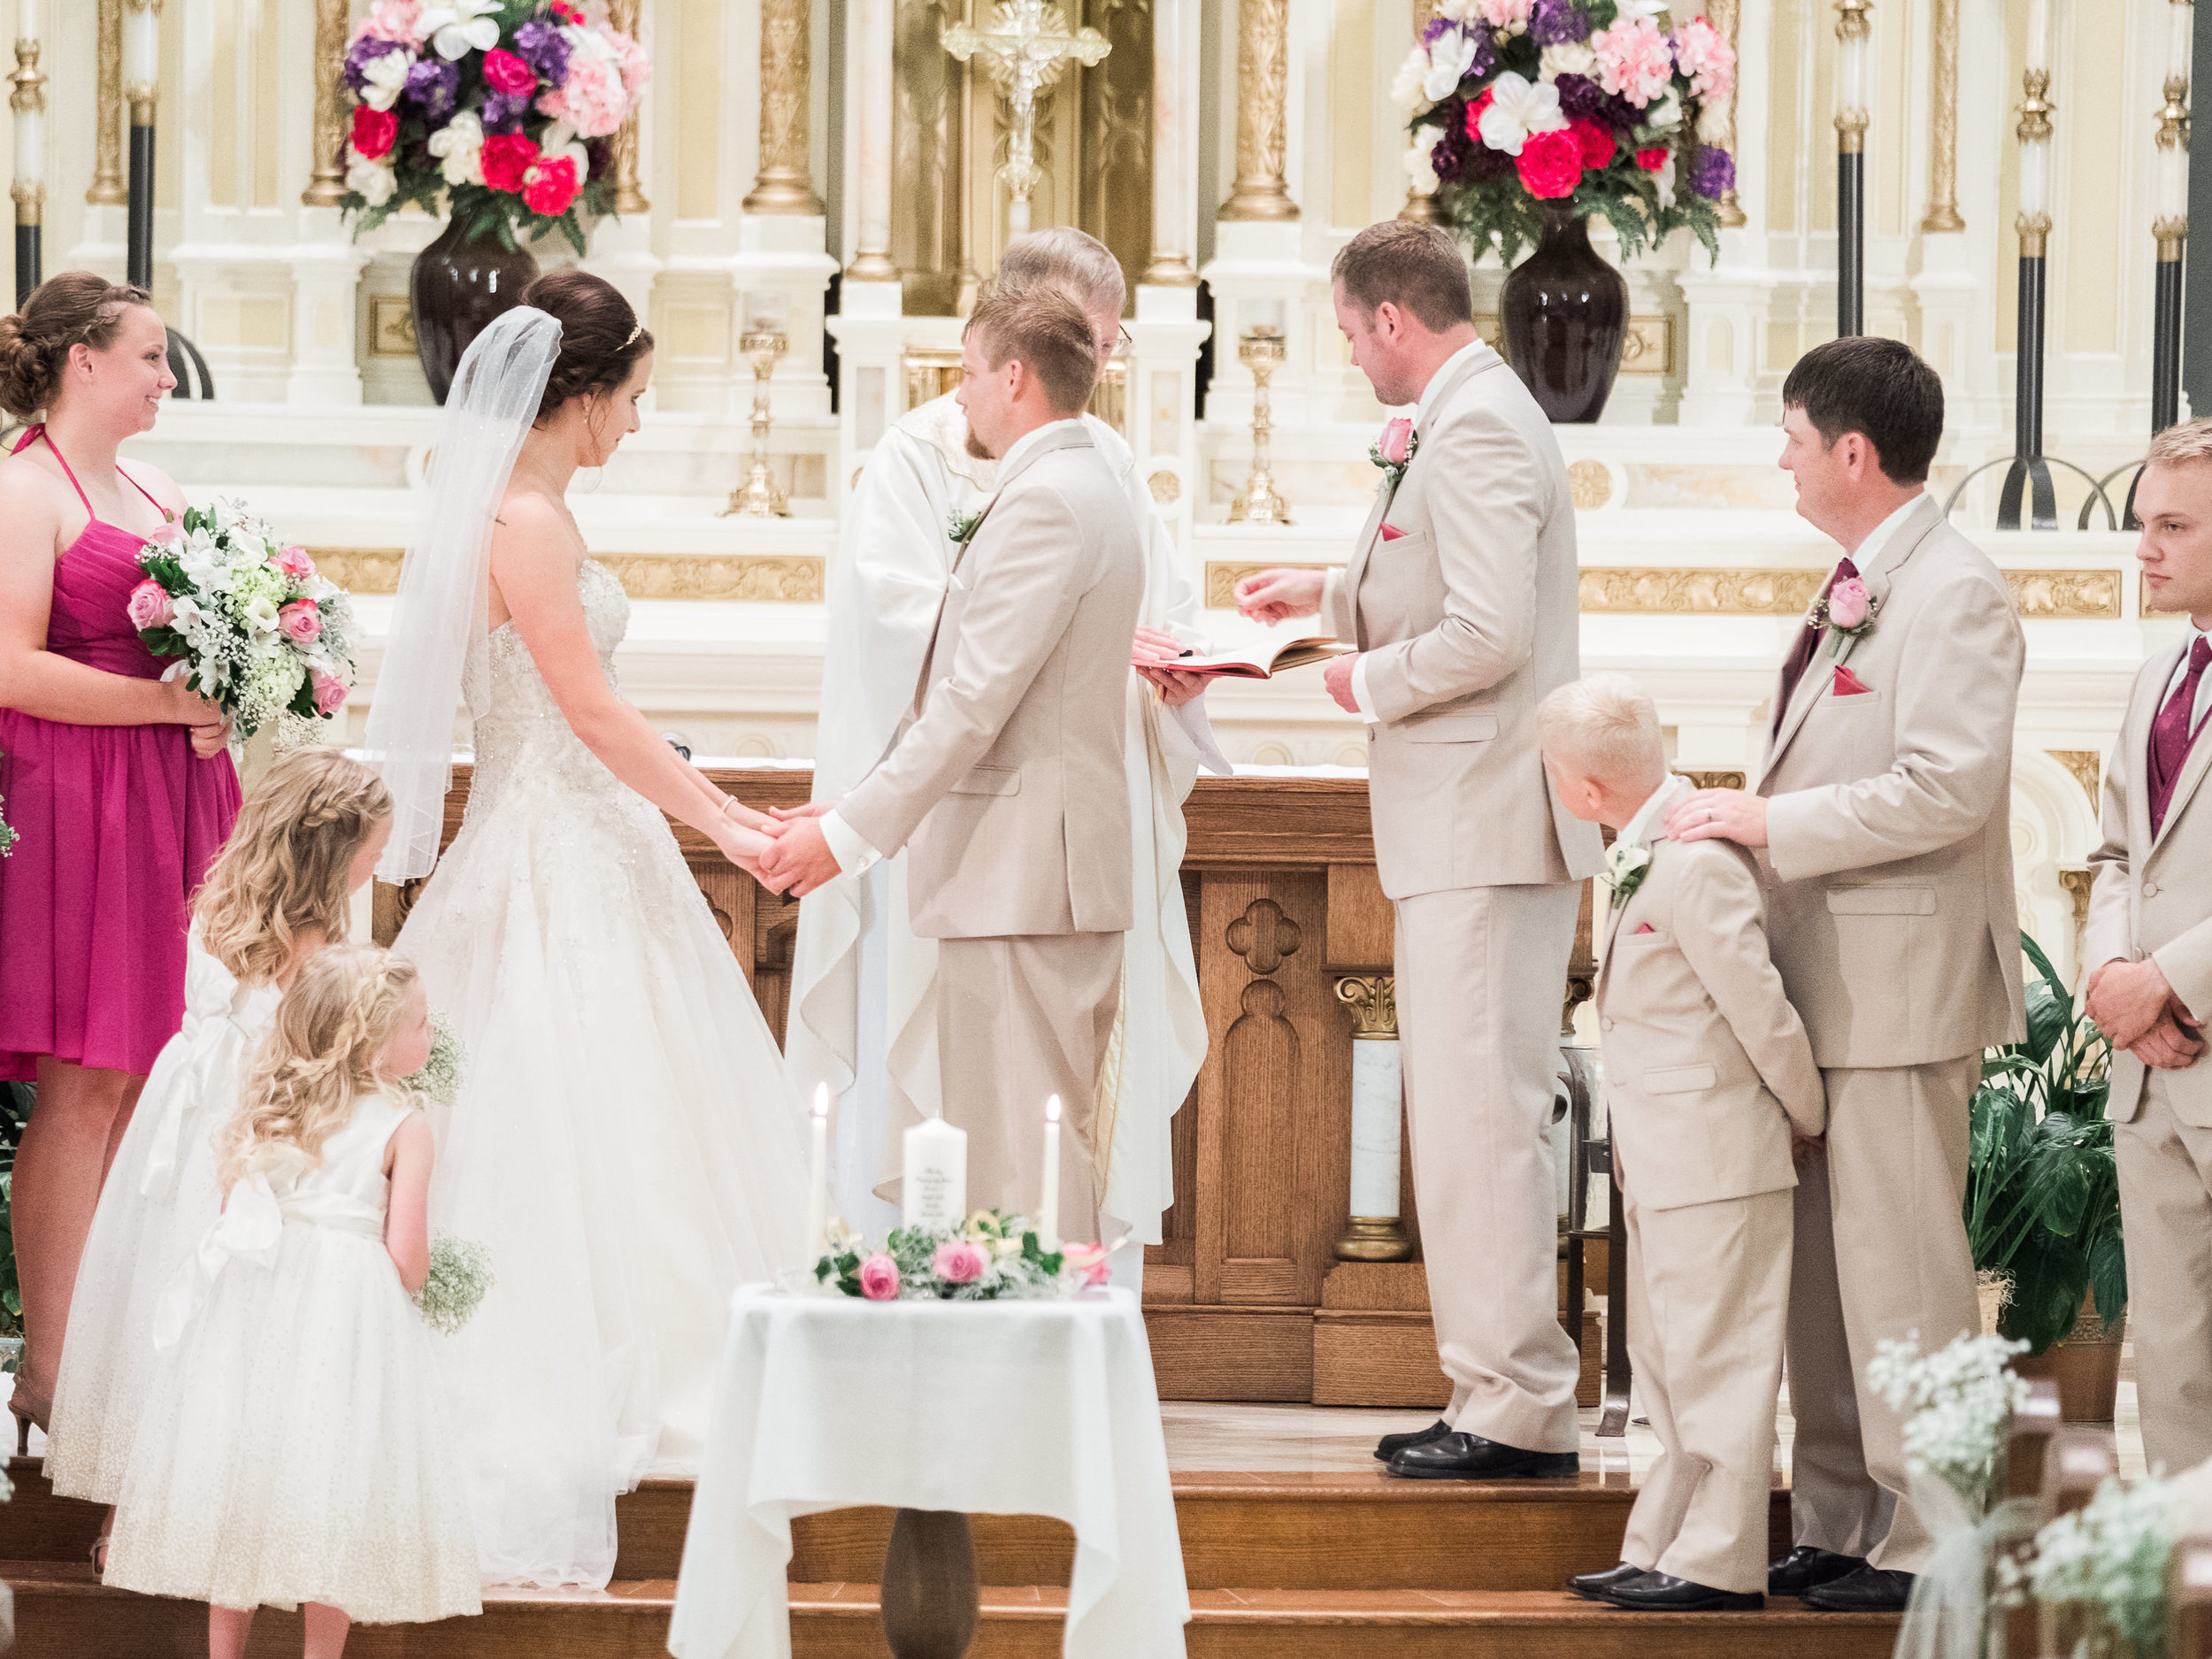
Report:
1161,637,1353,680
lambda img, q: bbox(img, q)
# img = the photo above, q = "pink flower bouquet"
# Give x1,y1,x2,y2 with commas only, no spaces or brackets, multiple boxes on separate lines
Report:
814,1209,1101,1302
1393,0,1737,264
337,0,649,255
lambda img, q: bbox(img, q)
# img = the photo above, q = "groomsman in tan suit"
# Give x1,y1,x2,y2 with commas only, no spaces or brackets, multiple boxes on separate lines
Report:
1541,674,1824,1611
2085,417,2212,1474
1238,222,1603,1478
1669,337,2025,1611
760,285,1143,1242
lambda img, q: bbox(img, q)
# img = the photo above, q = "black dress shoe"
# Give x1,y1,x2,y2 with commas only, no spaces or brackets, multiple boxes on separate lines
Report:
1605,1571,1764,1612
1372,1418,1452,1463
1568,1562,1647,1601
1802,1565,1916,1612
1386,1432,1580,1479
1769,1545,1868,1597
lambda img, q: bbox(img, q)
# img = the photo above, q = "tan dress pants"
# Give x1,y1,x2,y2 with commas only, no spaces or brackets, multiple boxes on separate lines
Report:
935,933,1124,1244
1786,1054,1981,1573
1621,1183,1793,1594
2116,1071,2212,1474
1394,881,1583,1455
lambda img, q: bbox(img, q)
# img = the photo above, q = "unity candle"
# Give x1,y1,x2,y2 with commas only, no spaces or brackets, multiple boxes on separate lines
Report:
804,1085,829,1267
902,1114,966,1231
1040,1095,1062,1252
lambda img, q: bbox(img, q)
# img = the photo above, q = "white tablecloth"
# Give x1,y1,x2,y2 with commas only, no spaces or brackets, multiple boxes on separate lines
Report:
666,1286,1188,1659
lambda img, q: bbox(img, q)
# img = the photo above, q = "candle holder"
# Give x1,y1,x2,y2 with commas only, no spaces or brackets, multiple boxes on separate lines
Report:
721,326,790,519
1226,326,1291,526
10,27,44,307
122,0,212,397
1833,0,1870,338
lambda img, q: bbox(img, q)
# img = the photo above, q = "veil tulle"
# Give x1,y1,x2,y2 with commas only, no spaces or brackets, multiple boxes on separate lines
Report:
361,307,563,882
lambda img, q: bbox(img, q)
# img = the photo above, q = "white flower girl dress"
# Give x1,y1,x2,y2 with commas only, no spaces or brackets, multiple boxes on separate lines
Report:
104,1092,480,1624
42,926,280,1494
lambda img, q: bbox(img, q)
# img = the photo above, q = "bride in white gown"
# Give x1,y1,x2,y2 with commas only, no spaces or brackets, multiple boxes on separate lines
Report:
361,276,807,1591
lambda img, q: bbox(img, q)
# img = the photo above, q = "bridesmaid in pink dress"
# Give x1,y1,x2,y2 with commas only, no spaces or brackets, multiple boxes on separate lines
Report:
0,273,237,1433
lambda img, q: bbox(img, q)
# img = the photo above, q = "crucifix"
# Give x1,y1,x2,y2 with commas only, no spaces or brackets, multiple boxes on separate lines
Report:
942,0,1111,239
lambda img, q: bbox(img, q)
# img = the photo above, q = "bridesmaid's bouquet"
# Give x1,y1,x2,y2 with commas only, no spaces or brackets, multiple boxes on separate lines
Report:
415,1233,495,1334
0,791,14,856
127,503,358,741
407,1010,468,1109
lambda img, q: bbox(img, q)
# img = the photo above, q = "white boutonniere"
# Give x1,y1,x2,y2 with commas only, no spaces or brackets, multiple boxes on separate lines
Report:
1601,841,1652,909
948,509,982,549
1370,416,1418,489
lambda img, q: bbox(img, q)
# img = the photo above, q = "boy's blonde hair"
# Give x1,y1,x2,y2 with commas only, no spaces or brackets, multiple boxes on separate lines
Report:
2147,416,2212,471
219,943,417,1189
1537,672,1667,785
194,748,392,987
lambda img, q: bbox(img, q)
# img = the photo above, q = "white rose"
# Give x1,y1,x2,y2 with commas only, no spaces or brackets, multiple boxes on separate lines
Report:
1389,43,1434,112
1404,126,1443,195
1422,28,1480,102
1538,42,1597,82
1647,88,1683,132
358,48,413,112
244,595,283,638
346,154,397,207
428,110,485,188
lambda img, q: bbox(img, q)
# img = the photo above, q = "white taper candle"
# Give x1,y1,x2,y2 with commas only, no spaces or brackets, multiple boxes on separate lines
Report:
805,1084,829,1271
123,1,158,96
2025,0,2050,73
1040,1094,1062,1252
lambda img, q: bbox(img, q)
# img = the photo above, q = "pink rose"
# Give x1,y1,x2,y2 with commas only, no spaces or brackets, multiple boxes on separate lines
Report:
278,598,322,645
858,1253,901,1300
1826,575,1870,631
481,48,537,97
613,31,653,100
932,1240,988,1284
311,669,349,717
143,521,180,548
274,545,316,580
1514,127,1585,200
1061,1242,1111,1286
1377,417,1413,466
127,578,174,631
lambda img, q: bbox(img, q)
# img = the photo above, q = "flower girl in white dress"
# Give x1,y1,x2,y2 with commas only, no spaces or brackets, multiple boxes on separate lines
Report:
42,748,393,1566
105,946,480,1655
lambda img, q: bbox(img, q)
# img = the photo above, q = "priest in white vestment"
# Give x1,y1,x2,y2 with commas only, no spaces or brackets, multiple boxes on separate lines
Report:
787,231,1218,1279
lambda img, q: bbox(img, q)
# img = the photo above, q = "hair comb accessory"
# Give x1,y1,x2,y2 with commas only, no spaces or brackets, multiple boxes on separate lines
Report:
623,321,642,347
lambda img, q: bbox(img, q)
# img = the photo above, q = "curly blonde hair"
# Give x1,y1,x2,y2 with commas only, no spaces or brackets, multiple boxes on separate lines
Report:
219,943,419,1190
193,748,392,987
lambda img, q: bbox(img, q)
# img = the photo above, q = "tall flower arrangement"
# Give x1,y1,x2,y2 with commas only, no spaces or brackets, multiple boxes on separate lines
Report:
337,0,650,255
1393,0,1738,264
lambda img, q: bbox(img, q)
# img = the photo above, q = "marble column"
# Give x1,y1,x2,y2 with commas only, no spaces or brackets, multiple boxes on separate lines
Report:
1920,0,1962,232
1219,0,1297,222
743,0,824,216
1142,0,1199,287
300,0,346,207
1333,976,1410,1262
88,0,126,205
846,0,898,283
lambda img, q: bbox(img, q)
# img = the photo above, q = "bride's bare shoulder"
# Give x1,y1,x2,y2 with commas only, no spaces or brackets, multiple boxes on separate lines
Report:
491,484,579,546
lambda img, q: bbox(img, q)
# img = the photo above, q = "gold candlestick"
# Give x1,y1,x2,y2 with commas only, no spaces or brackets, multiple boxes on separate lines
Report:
721,327,791,518
1226,326,1290,526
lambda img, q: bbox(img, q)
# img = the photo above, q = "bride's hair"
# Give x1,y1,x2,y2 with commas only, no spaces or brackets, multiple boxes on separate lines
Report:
521,270,654,423
221,944,418,1188
194,748,393,986
0,271,156,419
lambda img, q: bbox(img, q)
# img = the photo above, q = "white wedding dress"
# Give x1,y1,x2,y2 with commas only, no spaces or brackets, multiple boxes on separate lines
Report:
394,557,809,1590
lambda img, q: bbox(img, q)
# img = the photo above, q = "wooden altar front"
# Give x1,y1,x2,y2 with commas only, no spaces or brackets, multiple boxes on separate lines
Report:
373,766,1603,1408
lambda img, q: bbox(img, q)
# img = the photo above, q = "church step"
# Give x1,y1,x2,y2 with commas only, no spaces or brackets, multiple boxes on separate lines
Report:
0,1462,1793,1594
1,1564,1901,1659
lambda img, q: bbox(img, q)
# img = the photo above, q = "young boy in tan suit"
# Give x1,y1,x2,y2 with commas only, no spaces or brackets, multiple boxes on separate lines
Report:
1540,674,1826,1611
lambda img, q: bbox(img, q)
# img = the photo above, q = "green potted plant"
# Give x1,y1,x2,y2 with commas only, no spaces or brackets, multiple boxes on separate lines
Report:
1964,933,2126,1420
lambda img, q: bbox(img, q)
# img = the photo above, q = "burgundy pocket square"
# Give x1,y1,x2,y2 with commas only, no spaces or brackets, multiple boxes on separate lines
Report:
1832,665,1873,696
1379,524,1406,541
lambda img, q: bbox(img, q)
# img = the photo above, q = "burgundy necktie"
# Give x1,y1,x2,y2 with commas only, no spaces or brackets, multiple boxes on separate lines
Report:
1773,557,1857,734
2149,634,2212,836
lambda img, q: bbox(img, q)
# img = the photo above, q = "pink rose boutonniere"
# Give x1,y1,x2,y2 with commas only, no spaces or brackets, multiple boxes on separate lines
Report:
1810,564,1878,650
1370,416,1418,489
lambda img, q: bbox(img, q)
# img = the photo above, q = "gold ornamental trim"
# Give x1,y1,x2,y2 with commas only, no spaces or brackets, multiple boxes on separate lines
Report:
1703,0,1746,227
1335,974,1397,1038
742,0,822,215
89,0,126,205
1220,0,1296,222
606,0,649,213
302,0,349,207
2047,750,2100,808
1922,0,1963,232
2004,568,2120,619
312,549,826,603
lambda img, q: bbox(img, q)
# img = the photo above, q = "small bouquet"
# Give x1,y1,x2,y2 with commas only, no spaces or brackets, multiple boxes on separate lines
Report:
129,503,357,741
1394,0,1738,263
339,0,650,256
407,1010,469,1110
0,792,14,856
816,1209,1111,1302
1866,1330,2030,1517
2000,1473,2175,1655
414,1232,495,1334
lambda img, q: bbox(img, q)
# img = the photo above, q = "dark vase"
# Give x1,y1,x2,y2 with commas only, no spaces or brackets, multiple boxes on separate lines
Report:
1498,205,1628,424
408,218,540,404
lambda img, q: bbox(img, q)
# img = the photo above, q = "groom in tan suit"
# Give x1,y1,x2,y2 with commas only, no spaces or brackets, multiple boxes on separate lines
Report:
2085,416,2212,1474
761,284,1142,1240
1239,222,1603,1478
1669,337,2024,1611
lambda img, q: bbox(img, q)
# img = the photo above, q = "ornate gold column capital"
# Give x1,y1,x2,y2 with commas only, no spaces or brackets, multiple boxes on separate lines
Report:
302,0,348,207
1219,0,1297,222
88,0,126,204
1334,974,1398,1038
742,0,822,216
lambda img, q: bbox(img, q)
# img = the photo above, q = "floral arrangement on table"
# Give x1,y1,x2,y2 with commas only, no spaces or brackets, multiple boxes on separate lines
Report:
407,1011,469,1110
414,1232,496,1333
815,1209,1110,1302
128,504,357,742
337,0,650,255
1392,0,1739,263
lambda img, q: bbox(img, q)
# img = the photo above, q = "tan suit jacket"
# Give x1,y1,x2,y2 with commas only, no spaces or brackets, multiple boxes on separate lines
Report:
841,424,1143,940
1324,345,1602,898
2086,639,2212,1125
1757,496,2027,1067
1597,834,1826,1211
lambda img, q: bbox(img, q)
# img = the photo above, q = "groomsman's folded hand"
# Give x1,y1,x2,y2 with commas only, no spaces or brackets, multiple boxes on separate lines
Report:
2085,956,2193,1052
1664,787,1769,849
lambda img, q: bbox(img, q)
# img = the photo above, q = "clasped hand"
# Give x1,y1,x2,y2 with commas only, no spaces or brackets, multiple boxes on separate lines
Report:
1132,626,1208,707
2086,956,2206,1070
750,800,842,899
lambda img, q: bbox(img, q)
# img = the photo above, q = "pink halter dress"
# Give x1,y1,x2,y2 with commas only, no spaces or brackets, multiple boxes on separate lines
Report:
0,426,241,1080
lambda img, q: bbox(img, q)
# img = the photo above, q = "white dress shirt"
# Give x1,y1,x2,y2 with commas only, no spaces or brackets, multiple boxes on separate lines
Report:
1843,492,1929,576
1618,772,1692,854
818,417,1093,879
1326,338,1492,723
